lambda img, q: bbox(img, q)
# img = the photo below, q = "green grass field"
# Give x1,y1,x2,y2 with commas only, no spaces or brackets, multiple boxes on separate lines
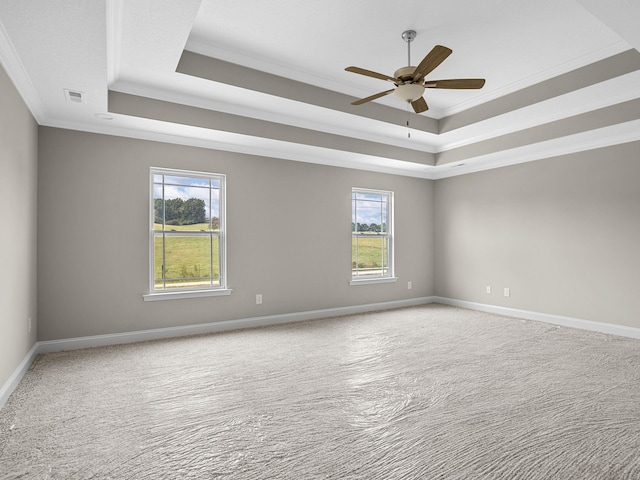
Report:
154,223,212,231
154,234,220,288
352,235,388,271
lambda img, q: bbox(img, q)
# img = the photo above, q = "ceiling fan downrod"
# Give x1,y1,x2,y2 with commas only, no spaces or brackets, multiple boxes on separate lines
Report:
401,30,417,66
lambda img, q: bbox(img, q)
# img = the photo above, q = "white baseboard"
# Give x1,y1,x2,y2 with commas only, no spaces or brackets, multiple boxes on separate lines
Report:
1,297,433,410
4,295,639,411
0,342,39,410
434,297,640,340
37,297,435,354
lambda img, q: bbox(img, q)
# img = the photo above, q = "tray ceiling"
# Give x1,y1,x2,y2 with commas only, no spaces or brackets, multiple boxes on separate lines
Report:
0,0,638,178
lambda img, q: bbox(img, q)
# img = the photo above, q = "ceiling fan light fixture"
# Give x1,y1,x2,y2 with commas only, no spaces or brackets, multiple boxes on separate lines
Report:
393,83,424,103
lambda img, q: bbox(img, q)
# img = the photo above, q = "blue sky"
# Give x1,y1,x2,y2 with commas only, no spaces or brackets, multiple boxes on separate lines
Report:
352,197,388,226
154,175,220,218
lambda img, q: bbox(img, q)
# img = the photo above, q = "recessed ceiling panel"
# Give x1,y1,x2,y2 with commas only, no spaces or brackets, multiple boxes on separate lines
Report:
187,0,628,117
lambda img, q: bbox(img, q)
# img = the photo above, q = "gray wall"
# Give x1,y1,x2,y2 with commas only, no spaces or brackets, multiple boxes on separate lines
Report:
0,64,38,388
435,142,640,329
6,89,637,362
37,127,435,341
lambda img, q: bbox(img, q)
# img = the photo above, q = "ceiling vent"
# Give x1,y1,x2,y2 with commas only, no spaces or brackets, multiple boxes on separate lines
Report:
64,89,85,104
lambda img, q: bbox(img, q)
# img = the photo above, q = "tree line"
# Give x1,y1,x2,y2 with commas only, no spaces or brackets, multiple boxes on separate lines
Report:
352,222,387,233
155,198,215,226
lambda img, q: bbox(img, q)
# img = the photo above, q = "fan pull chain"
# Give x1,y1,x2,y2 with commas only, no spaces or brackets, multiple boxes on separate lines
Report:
406,102,411,138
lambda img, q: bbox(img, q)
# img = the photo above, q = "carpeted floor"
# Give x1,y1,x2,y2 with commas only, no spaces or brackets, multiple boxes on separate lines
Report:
1,304,639,479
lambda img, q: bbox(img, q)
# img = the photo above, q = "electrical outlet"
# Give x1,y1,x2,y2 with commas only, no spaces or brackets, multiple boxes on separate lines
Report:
407,281,412,290
256,294,262,305
504,288,510,297
486,285,491,294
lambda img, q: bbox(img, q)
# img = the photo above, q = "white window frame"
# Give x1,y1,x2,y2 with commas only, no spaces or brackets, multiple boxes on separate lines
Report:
143,168,231,301
350,187,397,286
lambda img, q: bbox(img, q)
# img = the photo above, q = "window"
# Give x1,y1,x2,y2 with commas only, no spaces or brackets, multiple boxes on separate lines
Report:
147,168,228,299
351,188,395,283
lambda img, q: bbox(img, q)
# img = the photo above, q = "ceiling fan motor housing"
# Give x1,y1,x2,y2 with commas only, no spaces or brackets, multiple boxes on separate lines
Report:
393,66,424,102
394,66,417,82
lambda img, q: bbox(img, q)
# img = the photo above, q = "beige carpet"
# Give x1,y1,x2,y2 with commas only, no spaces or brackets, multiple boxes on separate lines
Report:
1,304,640,479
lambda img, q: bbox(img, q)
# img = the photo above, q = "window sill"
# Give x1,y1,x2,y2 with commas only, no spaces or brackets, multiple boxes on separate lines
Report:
349,277,398,286
143,288,233,302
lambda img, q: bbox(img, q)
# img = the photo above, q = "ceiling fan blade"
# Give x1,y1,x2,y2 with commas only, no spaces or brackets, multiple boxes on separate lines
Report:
424,78,486,89
413,45,453,83
351,89,395,106
345,66,398,83
411,96,428,113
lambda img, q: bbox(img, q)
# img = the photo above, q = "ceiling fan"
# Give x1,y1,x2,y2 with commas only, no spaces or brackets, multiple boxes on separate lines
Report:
345,30,485,113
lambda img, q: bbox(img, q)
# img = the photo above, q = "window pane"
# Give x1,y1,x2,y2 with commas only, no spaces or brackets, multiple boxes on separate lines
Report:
210,188,220,231
355,198,386,232
211,235,220,281
153,185,164,231
154,234,219,289
163,176,210,187
354,192,383,201
352,235,388,277
153,233,163,288
158,185,209,232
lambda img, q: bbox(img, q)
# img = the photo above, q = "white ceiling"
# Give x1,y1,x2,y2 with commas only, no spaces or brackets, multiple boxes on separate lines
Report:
0,0,639,178
188,0,622,115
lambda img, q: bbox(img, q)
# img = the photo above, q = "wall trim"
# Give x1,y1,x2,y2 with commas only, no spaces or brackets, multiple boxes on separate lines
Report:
5,295,640,411
0,342,39,410
0,297,432,410
434,296,640,339
38,297,435,354
0,15,46,122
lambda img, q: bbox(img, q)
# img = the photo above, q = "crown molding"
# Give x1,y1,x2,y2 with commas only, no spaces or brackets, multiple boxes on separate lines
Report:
0,16,46,122
106,0,124,86
433,119,640,179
